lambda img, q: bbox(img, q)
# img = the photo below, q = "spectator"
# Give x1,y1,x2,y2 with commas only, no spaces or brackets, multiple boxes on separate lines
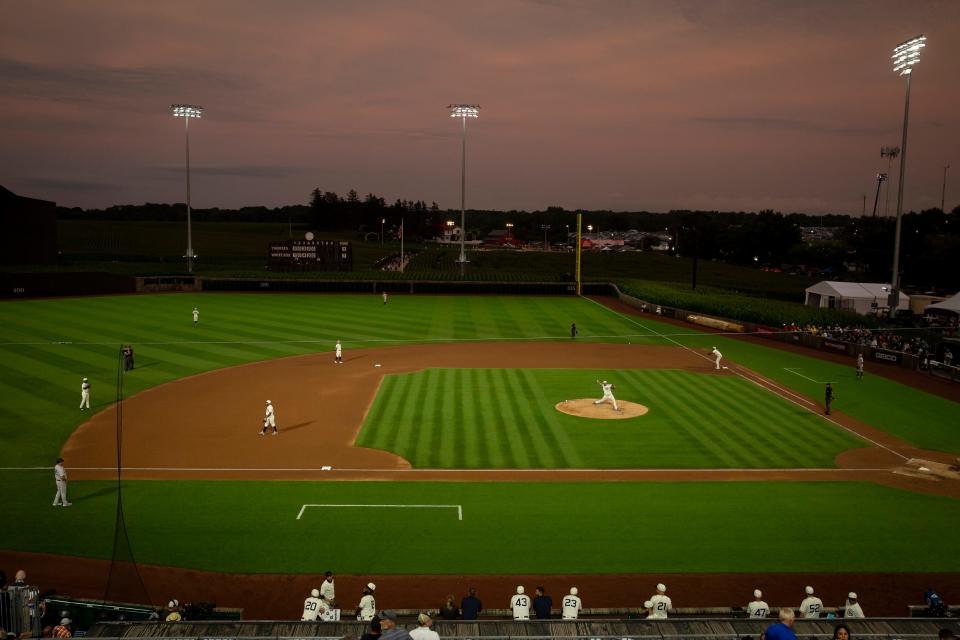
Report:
165,600,181,622
359,618,382,640
13,571,26,586
357,583,377,622
52,618,71,639
376,611,411,640
765,608,797,640
510,586,531,621
925,589,948,617
648,583,672,619
747,589,769,619
438,595,459,620
832,623,851,640
799,586,823,619
320,572,336,608
461,587,482,621
409,613,439,640
843,593,864,618
561,587,582,621
533,587,552,620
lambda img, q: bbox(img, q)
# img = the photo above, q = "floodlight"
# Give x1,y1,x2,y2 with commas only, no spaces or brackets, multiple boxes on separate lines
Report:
171,104,204,118
892,35,925,76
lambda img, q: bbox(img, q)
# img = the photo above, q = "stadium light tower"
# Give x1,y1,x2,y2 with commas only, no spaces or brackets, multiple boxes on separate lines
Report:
888,34,926,311
448,104,480,275
880,146,900,216
171,104,203,273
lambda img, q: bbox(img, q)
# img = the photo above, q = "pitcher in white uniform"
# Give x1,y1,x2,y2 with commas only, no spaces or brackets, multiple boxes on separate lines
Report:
593,379,619,411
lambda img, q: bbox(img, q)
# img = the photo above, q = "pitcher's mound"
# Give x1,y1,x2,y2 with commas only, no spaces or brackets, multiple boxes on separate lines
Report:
555,399,649,419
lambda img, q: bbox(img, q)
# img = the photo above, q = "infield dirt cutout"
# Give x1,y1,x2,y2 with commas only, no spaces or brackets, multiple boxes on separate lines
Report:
556,398,649,418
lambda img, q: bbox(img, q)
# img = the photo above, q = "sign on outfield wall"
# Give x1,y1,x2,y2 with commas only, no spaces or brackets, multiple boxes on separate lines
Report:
822,339,850,354
872,349,901,364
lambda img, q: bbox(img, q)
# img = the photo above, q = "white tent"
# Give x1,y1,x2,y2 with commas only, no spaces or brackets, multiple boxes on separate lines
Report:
804,281,911,315
925,292,960,316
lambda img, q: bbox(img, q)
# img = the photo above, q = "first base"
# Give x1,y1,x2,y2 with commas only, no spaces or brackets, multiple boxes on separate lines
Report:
374,363,382,367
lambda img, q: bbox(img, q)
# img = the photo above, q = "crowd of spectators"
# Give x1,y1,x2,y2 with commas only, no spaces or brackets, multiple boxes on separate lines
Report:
782,323,953,362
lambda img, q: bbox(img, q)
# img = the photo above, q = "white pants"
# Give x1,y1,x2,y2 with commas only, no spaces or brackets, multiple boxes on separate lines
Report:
80,391,90,409
715,355,722,370
594,392,619,411
53,480,69,505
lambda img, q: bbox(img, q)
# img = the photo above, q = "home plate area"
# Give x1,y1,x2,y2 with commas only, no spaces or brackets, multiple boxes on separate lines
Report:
555,399,649,419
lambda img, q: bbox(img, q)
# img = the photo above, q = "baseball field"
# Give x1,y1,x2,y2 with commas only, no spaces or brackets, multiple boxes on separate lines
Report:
2,292,960,616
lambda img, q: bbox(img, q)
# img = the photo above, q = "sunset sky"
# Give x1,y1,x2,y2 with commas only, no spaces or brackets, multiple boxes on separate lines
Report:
2,1,958,214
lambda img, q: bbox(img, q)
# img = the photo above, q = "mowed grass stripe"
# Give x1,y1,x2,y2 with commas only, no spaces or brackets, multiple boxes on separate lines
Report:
460,369,481,468
481,369,510,467
418,369,443,467
504,369,553,468
518,370,582,467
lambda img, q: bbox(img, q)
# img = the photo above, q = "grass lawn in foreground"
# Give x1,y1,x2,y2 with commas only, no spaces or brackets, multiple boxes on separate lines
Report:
357,369,864,469
6,477,959,574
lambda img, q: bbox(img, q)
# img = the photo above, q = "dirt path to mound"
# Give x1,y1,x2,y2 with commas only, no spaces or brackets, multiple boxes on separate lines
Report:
63,341,960,497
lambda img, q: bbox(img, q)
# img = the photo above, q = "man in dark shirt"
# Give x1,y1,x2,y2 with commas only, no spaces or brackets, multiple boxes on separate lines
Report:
533,587,552,619
824,383,834,415
765,608,798,640
461,587,482,620
377,611,412,640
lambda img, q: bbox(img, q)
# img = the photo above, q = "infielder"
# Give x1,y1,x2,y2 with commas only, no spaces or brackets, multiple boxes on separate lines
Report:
746,589,769,619
561,587,582,620
53,457,71,507
510,586,531,621
192,307,199,326
799,586,823,619
648,583,672,619
335,340,343,364
856,354,864,380
593,379,619,411
260,400,277,435
80,377,90,410
711,346,723,370
302,588,326,621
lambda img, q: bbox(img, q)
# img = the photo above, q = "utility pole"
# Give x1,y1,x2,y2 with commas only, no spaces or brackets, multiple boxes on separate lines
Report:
943,164,950,213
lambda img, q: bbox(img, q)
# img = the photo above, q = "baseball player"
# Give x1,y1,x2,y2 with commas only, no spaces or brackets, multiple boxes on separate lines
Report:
79,377,90,410
302,588,326,621
382,291,388,305
746,589,769,619
799,585,823,618
856,354,864,380
711,346,723,370
648,583,672,619
192,307,199,326
561,587,582,620
843,592,864,618
320,571,336,607
593,379,619,411
53,457,71,507
260,400,277,435
356,582,376,621
335,340,343,364
510,586,531,621
570,323,578,339
824,383,834,415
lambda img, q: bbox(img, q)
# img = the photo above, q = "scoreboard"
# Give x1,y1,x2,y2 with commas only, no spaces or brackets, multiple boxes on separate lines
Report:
268,240,353,271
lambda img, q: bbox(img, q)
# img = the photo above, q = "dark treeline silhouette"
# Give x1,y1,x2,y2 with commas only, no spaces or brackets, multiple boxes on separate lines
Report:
57,190,960,291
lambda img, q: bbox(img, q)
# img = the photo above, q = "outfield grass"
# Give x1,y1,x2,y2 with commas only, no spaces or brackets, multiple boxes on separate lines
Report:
6,477,960,573
357,369,863,469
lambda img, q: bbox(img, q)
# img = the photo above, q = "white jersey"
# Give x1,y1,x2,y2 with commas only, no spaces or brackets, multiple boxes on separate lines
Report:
54,463,67,482
844,602,864,618
746,600,769,618
510,594,531,620
600,382,614,397
302,596,325,621
320,580,335,603
561,595,582,620
336,342,342,356
857,355,864,370
712,348,722,359
799,596,823,618
410,628,439,640
264,403,275,426
357,594,376,621
81,381,90,394
193,309,199,322
648,594,671,619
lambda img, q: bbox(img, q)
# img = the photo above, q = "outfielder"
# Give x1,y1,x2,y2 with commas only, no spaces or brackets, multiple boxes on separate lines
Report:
53,457,71,507
382,291,388,305
79,377,90,410
260,400,277,435
594,379,619,411
711,346,723,370
510,586,531,621
561,587,582,620
335,340,343,364
192,307,199,326
856,354,864,380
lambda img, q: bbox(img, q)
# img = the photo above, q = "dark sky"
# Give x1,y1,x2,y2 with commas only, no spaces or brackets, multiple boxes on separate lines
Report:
2,1,958,214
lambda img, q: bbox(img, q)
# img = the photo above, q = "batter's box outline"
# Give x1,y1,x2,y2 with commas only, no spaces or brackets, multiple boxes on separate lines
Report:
296,503,463,521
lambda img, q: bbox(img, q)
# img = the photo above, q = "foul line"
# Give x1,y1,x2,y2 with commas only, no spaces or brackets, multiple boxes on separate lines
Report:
583,297,908,461
784,368,829,384
297,503,463,521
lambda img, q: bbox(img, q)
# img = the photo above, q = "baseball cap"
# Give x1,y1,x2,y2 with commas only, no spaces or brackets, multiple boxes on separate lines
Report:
656,583,666,593
266,400,272,404
754,589,762,599
517,585,525,594
83,377,88,381
643,601,653,609
377,610,398,622
570,587,578,595
168,600,179,608
417,613,432,625
848,592,857,600
805,586,814,595
311,588,320,598
366,582,376,591
56,457,64,463
60,618,72,626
